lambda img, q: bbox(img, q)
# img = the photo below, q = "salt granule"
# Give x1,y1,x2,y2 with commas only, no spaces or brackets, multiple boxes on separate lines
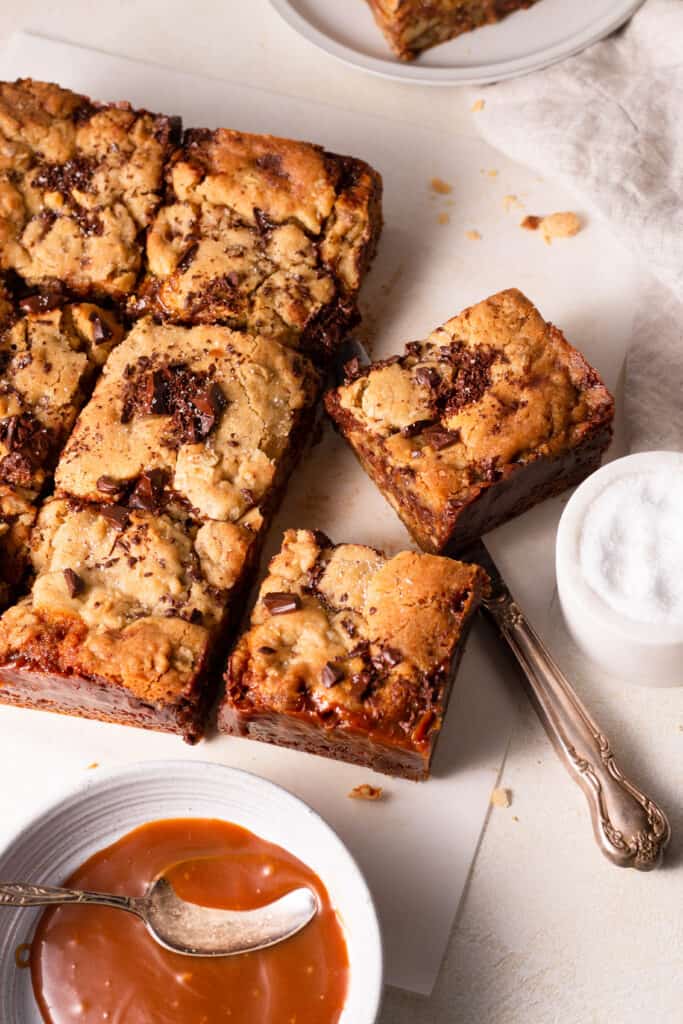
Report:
579,471,683,625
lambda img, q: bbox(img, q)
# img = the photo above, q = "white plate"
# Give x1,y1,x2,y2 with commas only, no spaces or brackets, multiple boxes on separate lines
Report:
270,0,645,85
0,761,383,1024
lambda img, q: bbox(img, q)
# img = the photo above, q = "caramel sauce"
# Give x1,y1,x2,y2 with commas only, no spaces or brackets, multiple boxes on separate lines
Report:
31,818,349,1024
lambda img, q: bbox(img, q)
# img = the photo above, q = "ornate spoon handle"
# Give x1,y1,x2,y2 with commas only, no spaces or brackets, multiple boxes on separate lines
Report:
0,882,139,915
468,541,670,871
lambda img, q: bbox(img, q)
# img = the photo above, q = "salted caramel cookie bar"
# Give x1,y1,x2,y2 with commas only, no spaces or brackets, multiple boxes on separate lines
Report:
131,128,382,359
219,528,488,779
325,289,614,553
0,78,179,302
366,0,539,61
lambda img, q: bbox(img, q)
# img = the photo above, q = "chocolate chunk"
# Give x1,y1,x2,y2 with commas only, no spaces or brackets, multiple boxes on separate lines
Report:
190,381,226,435
343,356,361,383
263,592,302,615
96,475,121,495
63,568,83,597
89,312,112,345
422,425,460,451
18,292,62,315
100,505,129,531
189,608,204,625
414,366,440,390
321,661,344,688
226,271,240,288
0,451,32,486
258,646,276,655
128,468,167,513
140,369,169,415
451,590,468,614
380,646,403,668
177,242,199,273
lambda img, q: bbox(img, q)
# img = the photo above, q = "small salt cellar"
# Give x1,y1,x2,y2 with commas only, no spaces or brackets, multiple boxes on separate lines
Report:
556,451,683,687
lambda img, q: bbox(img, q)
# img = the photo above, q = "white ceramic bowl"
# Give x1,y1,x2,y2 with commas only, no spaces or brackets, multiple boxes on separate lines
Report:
0,761,383,1023
556,451,683,687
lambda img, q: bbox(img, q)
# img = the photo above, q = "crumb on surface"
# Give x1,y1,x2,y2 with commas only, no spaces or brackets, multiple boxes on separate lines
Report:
430,177,453,195
491,787,512,808
503,194,523,212
87,762,99,769
522,212,581,244
349,783,384,801
438,212,450,225
471,99,485,113
465,229,481,241
512,815,519,822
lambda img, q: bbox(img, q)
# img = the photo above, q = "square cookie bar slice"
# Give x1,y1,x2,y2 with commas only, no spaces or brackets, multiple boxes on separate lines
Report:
53,318,319,524
325,289,614,554
0,78,179,301
131,127,382,359
219,529,488,779
366,0,539,61
0,498,259,742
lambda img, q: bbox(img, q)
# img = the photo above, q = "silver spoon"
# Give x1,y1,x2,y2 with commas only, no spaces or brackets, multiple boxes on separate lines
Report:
0,876,318,956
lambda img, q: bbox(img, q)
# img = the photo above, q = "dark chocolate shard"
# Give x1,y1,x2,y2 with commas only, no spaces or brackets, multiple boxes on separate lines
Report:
422,425,460,451
63,568,83,597
263,592,302,616
128,468,168,513
321,661,344,688
96,475,121,495
100,505,129,531
414,366,440,389
89,312,113,345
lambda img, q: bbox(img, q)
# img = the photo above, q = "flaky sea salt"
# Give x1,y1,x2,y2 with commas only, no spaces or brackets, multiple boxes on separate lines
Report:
579,471,683,625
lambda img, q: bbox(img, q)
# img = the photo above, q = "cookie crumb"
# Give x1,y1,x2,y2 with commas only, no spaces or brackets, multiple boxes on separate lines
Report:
438,212,450,225
491,787,512,808
512,815,519,822
430,177,453,195
349,783,383,801
503,194,523,212
471,99,485,113
465,229,481,241
522,212,581,244
87,762,99,770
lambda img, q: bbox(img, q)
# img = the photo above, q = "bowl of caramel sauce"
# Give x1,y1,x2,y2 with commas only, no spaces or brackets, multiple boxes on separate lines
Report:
0,761,383,1024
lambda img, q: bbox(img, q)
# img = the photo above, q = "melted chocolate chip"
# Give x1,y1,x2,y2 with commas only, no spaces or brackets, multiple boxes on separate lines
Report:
258,645,276,655
422,425,460,451
18,291,63,315
321,661,344,688
189,608,204,625
414,366,440,390
96,475,121,495
63,568,83,597
380,646,403,668
263,592,302,615
128,468,168,513
121,361,227,446
177,241,199,273
100,505,129,531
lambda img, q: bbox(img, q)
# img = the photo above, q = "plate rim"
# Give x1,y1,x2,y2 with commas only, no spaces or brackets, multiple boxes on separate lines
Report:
269,0,646,86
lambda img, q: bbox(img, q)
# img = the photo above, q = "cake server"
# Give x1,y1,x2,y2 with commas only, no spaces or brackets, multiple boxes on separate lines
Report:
0,874,318,956
462,539,671,871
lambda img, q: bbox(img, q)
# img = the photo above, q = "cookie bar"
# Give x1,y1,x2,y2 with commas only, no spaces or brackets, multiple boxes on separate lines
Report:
0,300,123,494
131,128,382,359
53,318,319,520
0,498,259,741
0,320,319,738
366,0,539,61
219,528,488,779
0,78,179,301
325,289,614,553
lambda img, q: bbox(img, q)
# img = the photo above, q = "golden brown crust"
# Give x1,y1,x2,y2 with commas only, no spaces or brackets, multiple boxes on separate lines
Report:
0,78,179,301
132,128,383,358
366,0,540,60
220,528,488,778
325,289,614,552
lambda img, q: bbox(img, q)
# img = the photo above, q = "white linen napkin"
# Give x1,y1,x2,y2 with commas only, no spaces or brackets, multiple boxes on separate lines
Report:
473,0,683,451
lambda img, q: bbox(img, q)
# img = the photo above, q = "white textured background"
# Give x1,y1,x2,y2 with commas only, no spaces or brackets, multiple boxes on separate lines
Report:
0,3,681,1021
